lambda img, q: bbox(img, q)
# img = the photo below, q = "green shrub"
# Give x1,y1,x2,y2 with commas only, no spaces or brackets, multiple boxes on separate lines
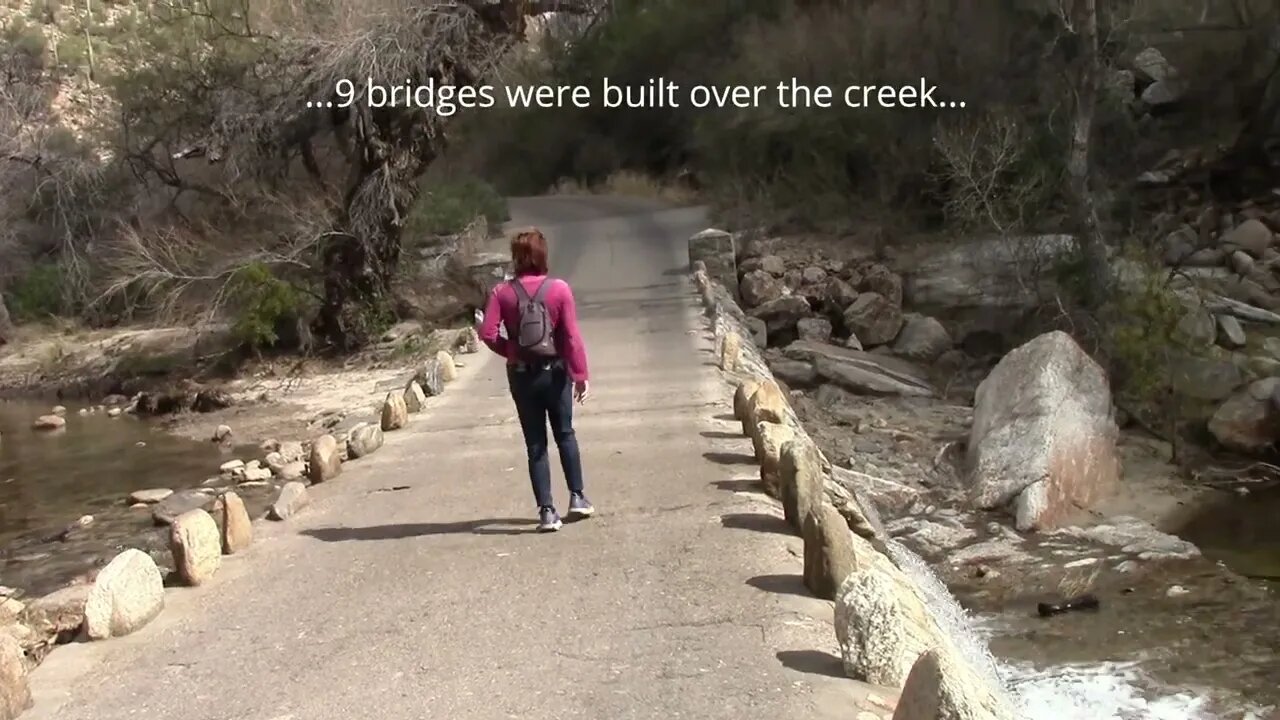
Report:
405,176,509,238
227,262,303,350
5,262,68,321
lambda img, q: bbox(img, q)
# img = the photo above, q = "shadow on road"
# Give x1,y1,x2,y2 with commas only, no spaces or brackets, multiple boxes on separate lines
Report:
301,518,537,541
776,650,847,678
720,512,793,535
710,479,758,493
747,573,813,598
703,451,755,465
700,430,742,439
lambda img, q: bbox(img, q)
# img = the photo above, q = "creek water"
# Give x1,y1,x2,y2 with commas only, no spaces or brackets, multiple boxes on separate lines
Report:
1175,483,1280,584
891,540,1274,719
0,399,257,596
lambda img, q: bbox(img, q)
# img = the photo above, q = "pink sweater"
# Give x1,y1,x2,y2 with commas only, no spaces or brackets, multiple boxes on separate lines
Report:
478,274,589,381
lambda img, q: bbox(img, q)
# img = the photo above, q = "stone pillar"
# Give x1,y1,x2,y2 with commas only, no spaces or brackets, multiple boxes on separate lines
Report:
688,228,738,299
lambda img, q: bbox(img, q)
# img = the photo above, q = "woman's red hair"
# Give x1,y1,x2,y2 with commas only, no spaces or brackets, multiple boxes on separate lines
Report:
511,228,549,276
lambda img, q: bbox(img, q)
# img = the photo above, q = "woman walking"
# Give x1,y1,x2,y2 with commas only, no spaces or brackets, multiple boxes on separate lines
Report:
478,228,592,532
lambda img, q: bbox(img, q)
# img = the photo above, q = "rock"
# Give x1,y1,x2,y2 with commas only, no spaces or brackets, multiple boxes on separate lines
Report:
308,434,341,482
858,263,903,306
740,270,783,307
825,476,889,545
719,330,742,371
435,350,457,382
1053,516,1199,560
1170,352,1245,401
796,317,832,342
819,277,859,314
192,389,233,413
1250,355,1280,377
831,466,921,517
904,234,1076,334
733,378,762,434
152,489,215,526
745,317,768,348
0,634,30,718
242,466,271,482
106,407,122,417
1185,247,1226,266
347,422,385,458
1265,337,1280,361
892,648,1017,720
1142,79,1184,105
767,357,818,388
263,452,286,474
404,381,428,413
889,518,978,556
842,293,903,346
968,332,1119,531
32,415,65,430
749,296,811,336
742,380,788,441
1208,378,1280,452
1161,226,1197,265
219,459,245,474
785,341,935,397
1232,250,1256,275
688,228,738,297
1174,309,1216,346
759,255,786,276
217,491,252,554
1217,315,1247,347
457,326,481,354
211,424,233,443
802,503,858,600
752,422,795,496
1222,219,1273,257
83,549,164,640
169,509,221,585
278,461,306,480
1133,47,1175,83
20,584,90,651
51,405,67,416
381,392,409,431
128,488,173,504
414,357,445,397
845,333,864,351
801,266,827,284
268,481,309,520
780,439,824,531
892,314,953,362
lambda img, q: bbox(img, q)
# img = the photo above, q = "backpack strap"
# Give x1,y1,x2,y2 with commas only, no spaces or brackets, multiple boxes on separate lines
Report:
531,278,553,303
510,279,532,303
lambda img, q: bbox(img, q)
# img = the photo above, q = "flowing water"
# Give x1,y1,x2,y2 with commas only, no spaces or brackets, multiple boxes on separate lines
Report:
888,540,1270,719
1174,483,1280,584
0,399,261,596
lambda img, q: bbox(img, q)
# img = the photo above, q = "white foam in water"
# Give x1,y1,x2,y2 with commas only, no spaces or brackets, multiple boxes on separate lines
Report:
883,540,1258,719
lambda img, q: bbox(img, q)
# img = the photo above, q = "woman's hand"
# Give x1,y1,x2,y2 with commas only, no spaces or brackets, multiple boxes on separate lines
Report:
573,380,590,404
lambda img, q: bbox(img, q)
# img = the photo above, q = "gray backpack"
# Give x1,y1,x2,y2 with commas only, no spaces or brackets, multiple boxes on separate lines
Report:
511,279,558,358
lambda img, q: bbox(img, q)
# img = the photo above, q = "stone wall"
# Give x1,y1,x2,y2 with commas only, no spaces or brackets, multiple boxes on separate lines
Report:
692,240,1017,720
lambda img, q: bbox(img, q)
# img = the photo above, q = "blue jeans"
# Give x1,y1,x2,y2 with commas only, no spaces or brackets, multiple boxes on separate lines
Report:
507,361,584,509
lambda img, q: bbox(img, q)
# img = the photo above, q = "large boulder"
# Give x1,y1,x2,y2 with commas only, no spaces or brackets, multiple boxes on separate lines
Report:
152,489,215,526
0,634,30,719
268,482,310,520
752,422,795,497
403,381,428,413
347,422,385,458
904,235,1077,337
892,648,1018,720
967,331,1119,531
796,317,833,343
308,434,342,482
802,503,858,600
415,357,445,397
742,379,788,441
434,350,457,382
819,276,859,315
740,270,783,307
780,439,824,530
1221,219,1274,257
892,314,953,362
83,549,164,640
749,296,811,337
381,392,409,431
842,293,903,346
169,509,221,585
1208,378,1280,453
858,263,903,306
217,491,252,554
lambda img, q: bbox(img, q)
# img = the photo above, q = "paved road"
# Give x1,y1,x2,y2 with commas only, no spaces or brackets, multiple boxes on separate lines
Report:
27,197,887,720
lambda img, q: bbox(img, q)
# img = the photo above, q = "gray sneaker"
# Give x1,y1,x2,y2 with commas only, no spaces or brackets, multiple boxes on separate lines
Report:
537,506,562,532
567,492,594,519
